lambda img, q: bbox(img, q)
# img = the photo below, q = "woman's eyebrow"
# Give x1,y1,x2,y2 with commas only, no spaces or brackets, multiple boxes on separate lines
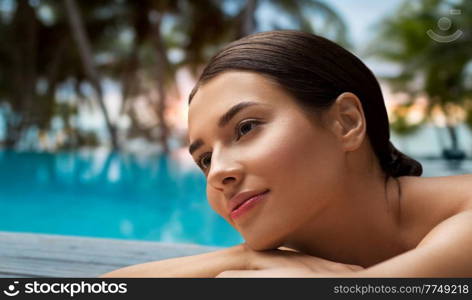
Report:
189,101,260,155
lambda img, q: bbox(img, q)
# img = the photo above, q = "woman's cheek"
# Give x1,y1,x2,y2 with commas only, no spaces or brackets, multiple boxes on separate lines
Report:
206,187,228,220
249,125,316,178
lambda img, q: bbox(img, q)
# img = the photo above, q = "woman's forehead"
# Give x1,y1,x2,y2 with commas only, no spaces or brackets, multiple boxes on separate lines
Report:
187,72,287,133
192,71,276,102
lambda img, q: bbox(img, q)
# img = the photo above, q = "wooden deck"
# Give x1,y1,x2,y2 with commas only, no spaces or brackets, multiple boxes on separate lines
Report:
0,231,220,277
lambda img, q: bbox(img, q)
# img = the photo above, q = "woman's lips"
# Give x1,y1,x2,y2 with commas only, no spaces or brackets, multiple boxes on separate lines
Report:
230,190,269,220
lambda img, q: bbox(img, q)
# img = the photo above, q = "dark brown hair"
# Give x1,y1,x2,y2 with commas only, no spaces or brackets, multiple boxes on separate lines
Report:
189,30,422,179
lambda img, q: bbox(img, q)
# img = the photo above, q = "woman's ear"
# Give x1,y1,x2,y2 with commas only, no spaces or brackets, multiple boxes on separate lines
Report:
327,92,366,152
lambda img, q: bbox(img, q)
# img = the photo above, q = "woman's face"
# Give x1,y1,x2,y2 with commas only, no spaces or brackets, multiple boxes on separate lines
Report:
188,71,345,250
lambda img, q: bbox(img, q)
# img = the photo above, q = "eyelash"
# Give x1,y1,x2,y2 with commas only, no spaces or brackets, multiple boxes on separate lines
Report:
196,119,261,171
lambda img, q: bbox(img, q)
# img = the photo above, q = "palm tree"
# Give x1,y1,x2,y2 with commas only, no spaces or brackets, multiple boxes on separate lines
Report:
0,0,122,149
64,0,119,149
0,0,38,147
0,0,73,148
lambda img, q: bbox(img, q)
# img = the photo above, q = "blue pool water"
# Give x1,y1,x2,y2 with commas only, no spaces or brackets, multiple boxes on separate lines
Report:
0,150,243,247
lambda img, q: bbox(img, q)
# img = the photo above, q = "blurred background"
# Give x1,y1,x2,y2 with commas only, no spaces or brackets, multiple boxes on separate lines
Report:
0,0,471,247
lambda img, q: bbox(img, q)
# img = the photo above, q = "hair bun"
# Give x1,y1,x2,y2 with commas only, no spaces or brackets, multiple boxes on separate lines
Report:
385,142,423,177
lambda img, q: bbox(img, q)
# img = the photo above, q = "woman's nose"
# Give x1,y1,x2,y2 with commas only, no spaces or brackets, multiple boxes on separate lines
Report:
207,152,243,191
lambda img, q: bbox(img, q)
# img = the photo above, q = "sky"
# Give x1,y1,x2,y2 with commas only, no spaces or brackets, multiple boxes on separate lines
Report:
311,0,407,77
325,0,405,48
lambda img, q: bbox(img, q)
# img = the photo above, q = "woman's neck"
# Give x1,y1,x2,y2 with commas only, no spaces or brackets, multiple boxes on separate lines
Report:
282,164,413,267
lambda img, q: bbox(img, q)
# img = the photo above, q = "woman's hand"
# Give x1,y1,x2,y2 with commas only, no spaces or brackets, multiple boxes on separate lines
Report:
216,246,364,278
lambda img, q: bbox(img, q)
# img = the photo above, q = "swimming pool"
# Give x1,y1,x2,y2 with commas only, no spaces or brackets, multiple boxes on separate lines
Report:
1,150,471,247
0,150,243,247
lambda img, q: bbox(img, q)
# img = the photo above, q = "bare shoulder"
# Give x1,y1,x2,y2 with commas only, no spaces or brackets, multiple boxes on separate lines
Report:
400,174,472,212
394,174,472,249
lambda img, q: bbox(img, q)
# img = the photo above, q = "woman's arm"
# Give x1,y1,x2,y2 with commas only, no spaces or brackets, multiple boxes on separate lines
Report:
100,243,249,278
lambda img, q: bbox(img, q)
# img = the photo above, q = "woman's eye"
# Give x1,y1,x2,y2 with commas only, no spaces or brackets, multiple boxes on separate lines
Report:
195,120,261,171
198,153,211,170
236,120,260,140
